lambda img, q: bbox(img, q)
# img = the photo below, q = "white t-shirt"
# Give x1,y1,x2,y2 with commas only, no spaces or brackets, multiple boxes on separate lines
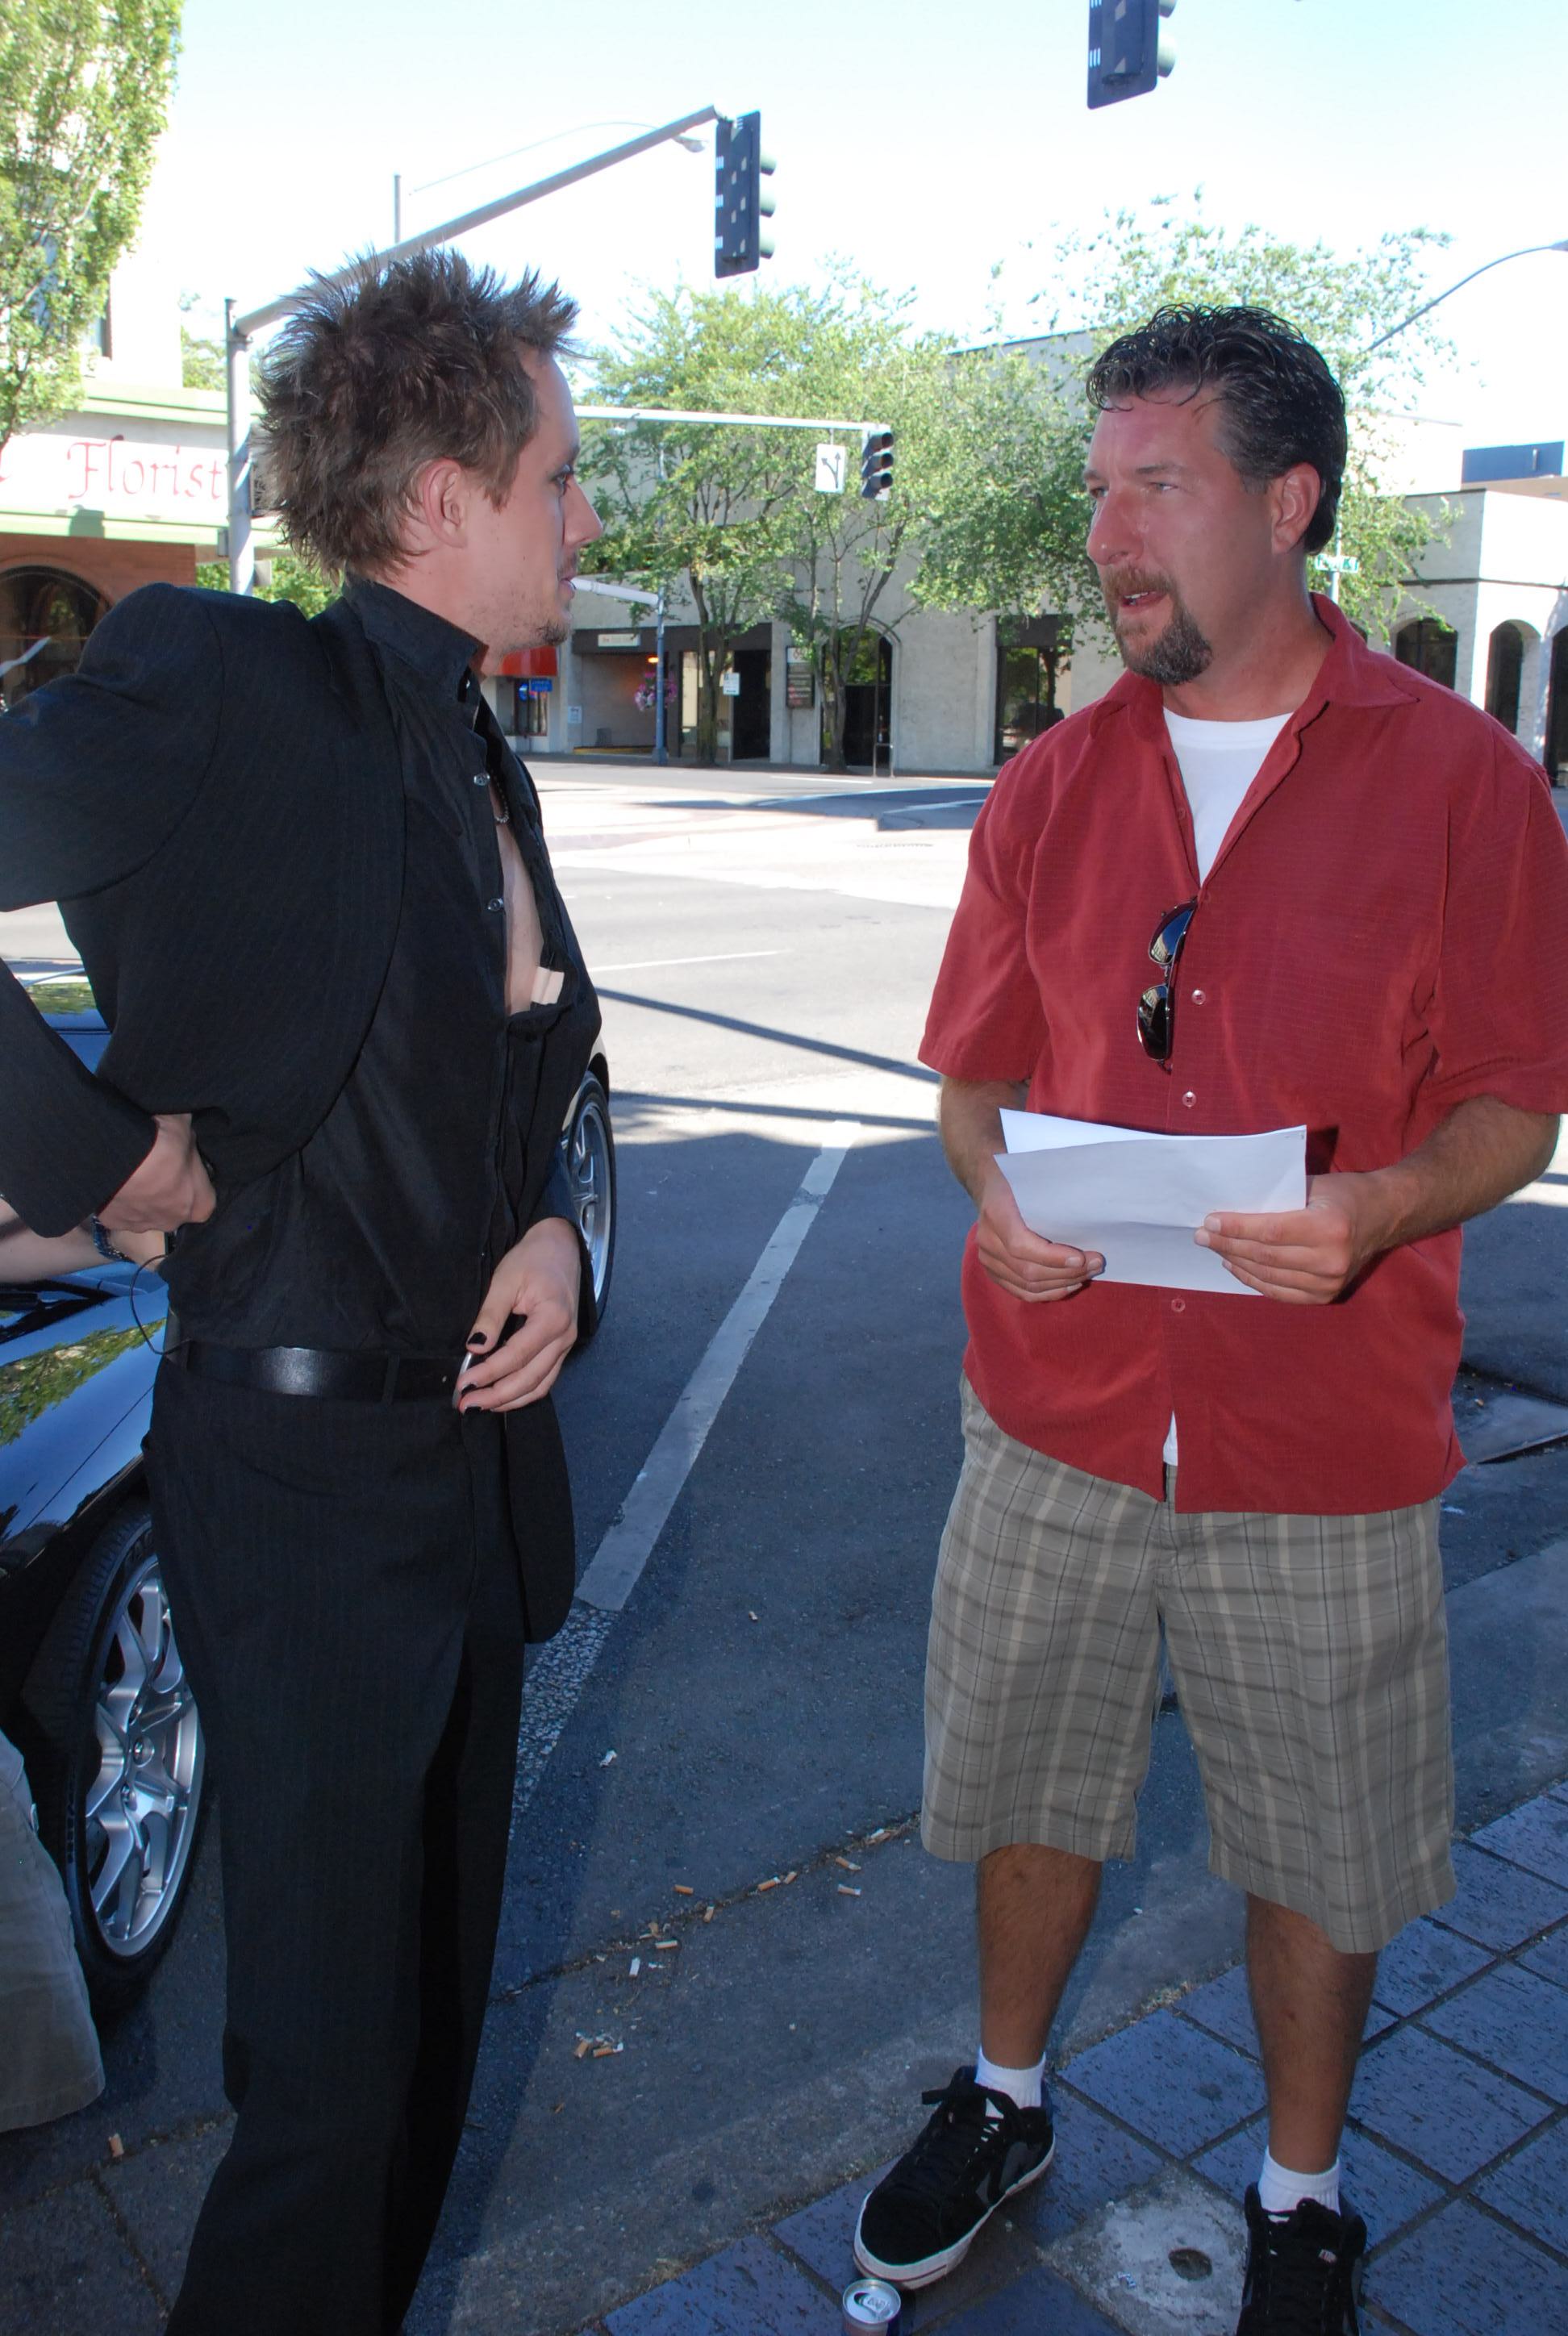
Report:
1161,709,1291,1467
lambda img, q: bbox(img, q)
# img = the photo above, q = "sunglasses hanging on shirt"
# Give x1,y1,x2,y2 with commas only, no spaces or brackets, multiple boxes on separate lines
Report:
1137,899,1197,1069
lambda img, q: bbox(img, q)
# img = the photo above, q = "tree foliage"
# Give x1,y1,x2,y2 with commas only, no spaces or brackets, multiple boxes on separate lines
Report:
194,549,333,615
583,276,958,770
0,0,181,456
581,284,819,762
925,197,1455,642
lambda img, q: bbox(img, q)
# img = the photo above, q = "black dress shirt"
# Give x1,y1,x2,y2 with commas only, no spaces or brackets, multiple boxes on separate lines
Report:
165,578,598,1354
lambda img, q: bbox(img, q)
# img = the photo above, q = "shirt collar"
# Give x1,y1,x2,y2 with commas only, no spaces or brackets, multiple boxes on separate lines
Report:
343,575,482,704
1087,590,1420,746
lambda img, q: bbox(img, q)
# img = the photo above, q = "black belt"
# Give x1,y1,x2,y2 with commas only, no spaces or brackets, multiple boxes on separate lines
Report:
163,1333,461,1404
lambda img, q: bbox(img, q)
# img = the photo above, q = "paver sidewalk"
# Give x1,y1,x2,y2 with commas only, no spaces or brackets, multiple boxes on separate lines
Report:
602,1784,1568,2336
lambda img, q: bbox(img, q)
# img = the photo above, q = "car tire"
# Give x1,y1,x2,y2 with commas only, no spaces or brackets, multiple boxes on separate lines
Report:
23,1502,206,2015
564,1070,616,1337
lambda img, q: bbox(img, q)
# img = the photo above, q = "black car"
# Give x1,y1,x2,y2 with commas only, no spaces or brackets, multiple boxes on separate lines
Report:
1,968,615,2010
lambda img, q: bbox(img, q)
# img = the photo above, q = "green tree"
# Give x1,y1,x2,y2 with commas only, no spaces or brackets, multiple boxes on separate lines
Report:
584,274,958,772
195,548,333,615
764,282,956,774
180,323,223,389
0,0,181,457
582,284,811,763
917,198,1456,645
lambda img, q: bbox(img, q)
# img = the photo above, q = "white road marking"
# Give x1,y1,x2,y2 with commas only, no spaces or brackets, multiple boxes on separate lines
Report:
511,1121,861,1828
590,949,785,975
578,1121,859,1612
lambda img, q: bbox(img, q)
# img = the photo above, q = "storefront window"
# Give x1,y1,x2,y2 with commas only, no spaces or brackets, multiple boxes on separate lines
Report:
0,567,108,709
995,642,1065,761
1394,618,1457,690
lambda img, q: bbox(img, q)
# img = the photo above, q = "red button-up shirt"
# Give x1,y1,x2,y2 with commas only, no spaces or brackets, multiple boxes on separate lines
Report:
920,599,1568,1514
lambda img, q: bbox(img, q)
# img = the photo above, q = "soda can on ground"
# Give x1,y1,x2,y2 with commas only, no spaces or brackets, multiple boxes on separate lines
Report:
843,2276,903,2336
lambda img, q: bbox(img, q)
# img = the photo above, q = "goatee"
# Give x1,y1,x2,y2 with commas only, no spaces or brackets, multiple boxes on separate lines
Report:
1109,583,1214,687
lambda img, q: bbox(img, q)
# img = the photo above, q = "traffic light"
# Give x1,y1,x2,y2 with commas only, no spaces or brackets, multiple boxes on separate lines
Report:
714,112,776,277
1087,0,1176,108
861,428,894,501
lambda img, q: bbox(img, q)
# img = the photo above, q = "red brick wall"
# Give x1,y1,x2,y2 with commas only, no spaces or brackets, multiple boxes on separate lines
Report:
0,532,198,606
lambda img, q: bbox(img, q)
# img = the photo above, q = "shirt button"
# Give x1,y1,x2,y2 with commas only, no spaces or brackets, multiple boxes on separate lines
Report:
473,770,488,786
486,896,504,913
1182,1090,1197,1109
1171,1297,1186,1314
1191,987,1207,1005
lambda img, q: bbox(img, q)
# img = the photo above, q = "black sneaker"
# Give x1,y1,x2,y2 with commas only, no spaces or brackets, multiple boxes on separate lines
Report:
1236,2186,1366,2334
853,2068,1055,2289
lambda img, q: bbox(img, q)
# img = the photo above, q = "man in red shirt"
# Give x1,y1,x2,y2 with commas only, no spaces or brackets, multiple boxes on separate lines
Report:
853,308,1568,2334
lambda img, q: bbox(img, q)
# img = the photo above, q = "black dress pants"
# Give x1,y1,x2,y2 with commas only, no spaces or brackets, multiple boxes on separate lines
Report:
144,1362,528,2336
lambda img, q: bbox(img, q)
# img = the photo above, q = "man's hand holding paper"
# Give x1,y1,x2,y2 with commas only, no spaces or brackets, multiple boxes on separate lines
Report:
994,1110,1307,1299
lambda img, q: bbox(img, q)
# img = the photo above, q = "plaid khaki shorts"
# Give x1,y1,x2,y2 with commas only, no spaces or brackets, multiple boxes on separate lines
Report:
923,1380,1455,1954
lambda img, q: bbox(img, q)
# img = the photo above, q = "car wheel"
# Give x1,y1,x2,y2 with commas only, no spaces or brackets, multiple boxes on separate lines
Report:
24,1503,206,2014
564,1070,616,1332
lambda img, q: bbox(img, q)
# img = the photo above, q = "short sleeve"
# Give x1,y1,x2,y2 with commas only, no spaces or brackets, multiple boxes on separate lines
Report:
920,762,1047,1082
1423,733,1568,1117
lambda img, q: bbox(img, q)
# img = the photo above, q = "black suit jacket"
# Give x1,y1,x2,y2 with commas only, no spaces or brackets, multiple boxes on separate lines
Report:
0,582,592,1640
1,584,407,1234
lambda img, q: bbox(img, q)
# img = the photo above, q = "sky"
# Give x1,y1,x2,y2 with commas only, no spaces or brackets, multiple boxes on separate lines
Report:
144,0,1568,447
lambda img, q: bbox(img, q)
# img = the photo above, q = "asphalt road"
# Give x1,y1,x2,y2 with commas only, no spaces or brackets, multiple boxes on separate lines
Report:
3,761,1567,2335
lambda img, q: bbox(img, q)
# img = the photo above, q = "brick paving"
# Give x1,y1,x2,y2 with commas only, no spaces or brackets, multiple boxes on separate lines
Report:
598,1784,1568,2336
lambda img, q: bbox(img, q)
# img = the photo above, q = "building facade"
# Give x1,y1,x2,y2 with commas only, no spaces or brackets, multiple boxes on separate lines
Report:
0,257,231,709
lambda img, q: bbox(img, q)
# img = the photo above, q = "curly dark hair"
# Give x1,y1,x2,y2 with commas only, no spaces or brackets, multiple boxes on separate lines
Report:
1086,306,1347,555
256,248,578,576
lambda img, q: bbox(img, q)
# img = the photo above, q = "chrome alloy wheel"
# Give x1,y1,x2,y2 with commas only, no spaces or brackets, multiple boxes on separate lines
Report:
85,1554,204,1960
567,1080,615,1312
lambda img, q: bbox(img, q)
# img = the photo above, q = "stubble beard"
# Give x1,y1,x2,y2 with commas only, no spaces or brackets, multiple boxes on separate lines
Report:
1108,578,1215,688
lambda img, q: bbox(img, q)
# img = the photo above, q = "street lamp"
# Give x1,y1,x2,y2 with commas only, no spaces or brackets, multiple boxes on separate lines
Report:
394,119,705,240
1366,238,1568,353
1317,237,1568,604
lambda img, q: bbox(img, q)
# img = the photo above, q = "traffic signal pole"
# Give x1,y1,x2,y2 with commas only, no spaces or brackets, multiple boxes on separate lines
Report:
223,106,724,593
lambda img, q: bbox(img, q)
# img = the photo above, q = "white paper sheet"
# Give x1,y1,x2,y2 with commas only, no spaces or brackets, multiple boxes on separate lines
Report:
995,1110,1307,1296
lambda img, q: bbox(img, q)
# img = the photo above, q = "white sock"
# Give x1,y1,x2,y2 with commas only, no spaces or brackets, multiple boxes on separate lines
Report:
974,2047,1045,2115
1258,2147,1341,2217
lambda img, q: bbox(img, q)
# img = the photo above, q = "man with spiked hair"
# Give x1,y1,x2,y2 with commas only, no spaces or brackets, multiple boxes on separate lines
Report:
856,307,1568,2334
0,248,605,2332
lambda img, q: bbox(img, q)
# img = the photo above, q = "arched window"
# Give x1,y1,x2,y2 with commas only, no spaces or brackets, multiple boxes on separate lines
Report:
0,567,108,710
1395,618,1457,690
1484,624,1525,735
1546,627,1568,786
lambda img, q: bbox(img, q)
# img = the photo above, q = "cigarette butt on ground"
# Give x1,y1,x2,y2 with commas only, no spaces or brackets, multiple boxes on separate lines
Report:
866,1827,888,1842
673,1883,694,1896
654,1938,679,1951
573,2038,592,2060
838,1884,862,1897
748,1611,759,1621
107,2134,124,2160
834,1856,862,1871
703,1904,715,1921
629,1957,641,1977
593,2043,617,2059
757,1876,780,1892
783,1871,798,1885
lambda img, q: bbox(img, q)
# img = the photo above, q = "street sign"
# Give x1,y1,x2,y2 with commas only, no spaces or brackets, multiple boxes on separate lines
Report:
815,443,848,494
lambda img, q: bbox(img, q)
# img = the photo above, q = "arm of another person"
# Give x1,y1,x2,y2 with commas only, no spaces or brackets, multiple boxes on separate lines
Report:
1197,1096,1558,1304
0,587,222,1235
940,1076,1106,1302
0,1199,168,1283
